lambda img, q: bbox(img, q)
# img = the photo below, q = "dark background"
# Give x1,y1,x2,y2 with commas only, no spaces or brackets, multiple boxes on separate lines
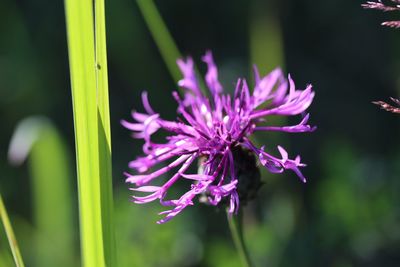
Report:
1,0,399,266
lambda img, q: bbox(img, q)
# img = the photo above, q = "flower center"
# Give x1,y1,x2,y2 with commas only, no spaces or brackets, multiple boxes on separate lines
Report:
231,145,263,204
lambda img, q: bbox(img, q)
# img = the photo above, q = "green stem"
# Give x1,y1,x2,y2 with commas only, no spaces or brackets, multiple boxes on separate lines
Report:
227,209,253,267
0,194,25,267
136,0,182,83
135,0,207,94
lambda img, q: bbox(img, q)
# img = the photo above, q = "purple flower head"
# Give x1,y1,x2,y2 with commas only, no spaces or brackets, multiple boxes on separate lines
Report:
362,0,400,28
122,51,316,223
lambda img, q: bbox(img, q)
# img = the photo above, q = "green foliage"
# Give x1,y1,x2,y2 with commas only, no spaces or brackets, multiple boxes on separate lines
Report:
316,140,400,258
114,193,203,267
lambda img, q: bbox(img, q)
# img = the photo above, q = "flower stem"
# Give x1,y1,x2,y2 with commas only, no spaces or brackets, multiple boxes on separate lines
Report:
226,208,253,267
136,0,182,83
135,0,207,94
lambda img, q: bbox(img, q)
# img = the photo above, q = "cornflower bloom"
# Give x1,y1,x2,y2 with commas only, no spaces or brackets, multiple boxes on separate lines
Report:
122,52,316,223
362,0,400,28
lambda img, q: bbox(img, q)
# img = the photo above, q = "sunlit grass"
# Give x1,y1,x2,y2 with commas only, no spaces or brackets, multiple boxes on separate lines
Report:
64,0,114,265
95,0,117,265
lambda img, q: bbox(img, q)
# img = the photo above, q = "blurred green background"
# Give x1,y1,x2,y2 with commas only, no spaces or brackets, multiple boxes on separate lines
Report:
1,0,400,266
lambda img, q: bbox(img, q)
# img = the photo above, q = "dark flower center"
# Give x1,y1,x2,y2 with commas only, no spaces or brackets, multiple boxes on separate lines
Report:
231,145,263,204
198,145,263,207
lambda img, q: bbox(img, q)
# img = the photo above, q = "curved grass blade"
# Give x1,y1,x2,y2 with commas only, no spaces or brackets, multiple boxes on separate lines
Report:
8,117,75,267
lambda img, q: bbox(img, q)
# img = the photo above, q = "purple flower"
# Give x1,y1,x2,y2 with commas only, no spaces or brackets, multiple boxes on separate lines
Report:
122,51,316,223
362,0,400,28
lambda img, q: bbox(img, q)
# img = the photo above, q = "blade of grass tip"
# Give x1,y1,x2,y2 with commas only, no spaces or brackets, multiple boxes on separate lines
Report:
94,0,116,266
8,117,75,267
136,0,207,94
64,0,106,266
0,194,25,267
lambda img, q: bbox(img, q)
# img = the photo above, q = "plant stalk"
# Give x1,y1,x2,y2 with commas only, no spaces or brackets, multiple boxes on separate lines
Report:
227,208,253,267
136,0,182,83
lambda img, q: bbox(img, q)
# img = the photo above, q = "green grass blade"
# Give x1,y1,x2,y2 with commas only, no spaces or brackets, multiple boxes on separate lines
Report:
0,194,25,267
8,117,75,267
64,0,106,266
136,0,182,83
94,0,116,266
